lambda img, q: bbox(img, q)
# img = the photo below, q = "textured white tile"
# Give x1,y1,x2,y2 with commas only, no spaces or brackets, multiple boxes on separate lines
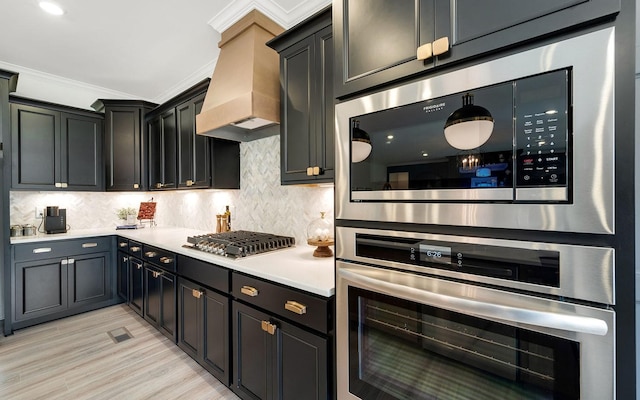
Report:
10,136,334,245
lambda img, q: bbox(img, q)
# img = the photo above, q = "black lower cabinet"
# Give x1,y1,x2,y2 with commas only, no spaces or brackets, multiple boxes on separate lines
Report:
68,252,111,308
232,300,328,400
177,277,230,385
144,264,176,342
129,257,144,316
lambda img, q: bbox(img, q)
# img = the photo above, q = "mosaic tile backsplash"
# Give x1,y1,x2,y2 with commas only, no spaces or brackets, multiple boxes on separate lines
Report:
10,135,334,246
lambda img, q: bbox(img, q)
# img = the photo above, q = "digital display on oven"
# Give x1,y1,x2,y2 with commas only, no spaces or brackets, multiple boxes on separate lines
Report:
419,244,452,265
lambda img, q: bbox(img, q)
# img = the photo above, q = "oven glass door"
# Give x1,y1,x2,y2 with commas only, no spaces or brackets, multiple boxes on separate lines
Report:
349,287,579,400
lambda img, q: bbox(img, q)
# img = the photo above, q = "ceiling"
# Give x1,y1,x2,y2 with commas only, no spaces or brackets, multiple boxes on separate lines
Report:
0,0,331,108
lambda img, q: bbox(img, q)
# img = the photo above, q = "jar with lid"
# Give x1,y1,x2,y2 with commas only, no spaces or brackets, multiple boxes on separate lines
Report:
306,212,334,257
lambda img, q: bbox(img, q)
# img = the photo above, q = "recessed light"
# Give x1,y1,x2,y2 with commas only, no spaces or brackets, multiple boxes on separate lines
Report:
387,135,394,140
39,1,64,16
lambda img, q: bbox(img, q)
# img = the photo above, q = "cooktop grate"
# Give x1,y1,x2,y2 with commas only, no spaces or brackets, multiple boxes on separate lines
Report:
185,230,295,258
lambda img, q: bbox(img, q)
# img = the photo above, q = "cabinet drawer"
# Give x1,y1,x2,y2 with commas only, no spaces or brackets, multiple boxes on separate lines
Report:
128,240,143,258
14,237,111,262
117,236,130,251
142,244,176,272
232,273,330,334
177,255,229,293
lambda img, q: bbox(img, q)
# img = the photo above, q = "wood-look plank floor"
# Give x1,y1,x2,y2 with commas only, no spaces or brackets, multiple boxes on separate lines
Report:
0,304,241,400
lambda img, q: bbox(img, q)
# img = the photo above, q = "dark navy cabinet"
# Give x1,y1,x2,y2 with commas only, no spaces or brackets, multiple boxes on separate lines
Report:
10,99,104,191
11,237,116,332
333,0,620,98
268,7,334,185
148,108,177,190
231,272,331,400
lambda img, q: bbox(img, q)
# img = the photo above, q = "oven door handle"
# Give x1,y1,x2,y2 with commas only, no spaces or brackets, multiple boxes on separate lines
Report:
339,267,609,336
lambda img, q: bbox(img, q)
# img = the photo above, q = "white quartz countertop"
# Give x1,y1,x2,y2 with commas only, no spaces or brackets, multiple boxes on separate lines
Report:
11,226,335,297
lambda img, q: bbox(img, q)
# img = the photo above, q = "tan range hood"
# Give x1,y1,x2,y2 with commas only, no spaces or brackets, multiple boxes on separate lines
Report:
196,10,284,142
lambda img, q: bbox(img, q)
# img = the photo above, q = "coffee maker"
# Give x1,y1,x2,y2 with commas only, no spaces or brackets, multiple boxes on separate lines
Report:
44,206,67,234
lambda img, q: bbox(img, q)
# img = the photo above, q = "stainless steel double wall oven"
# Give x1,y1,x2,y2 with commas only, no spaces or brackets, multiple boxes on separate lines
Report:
335,27,616,399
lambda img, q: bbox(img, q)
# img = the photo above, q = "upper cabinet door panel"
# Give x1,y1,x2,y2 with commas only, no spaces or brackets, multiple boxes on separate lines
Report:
11,104,58,189
435,0,620,66
334,0,435,98
62,113,103,190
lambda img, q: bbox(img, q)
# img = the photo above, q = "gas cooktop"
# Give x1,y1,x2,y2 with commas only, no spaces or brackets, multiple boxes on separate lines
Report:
185,230,295,258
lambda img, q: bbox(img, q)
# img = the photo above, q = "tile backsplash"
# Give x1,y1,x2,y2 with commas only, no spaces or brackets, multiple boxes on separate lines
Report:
10,135,334,245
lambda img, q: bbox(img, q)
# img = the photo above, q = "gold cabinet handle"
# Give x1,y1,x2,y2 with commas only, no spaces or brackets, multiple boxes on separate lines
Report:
122,256,128,262
145,251,157,258
133,183,139,189
155,183,163,189
417,42,433,60
306,167,314,177
61,183,68,188
192,289,203,299
130,246,141,252
159,256,173,264
285,300,307,315
33,247,52,253
186,179,194,187
312,166,321,176
240,285,259,297
432,36,450,56
55,182,62,188
136,264,142,270
82,242,98,248
261,320,276,335
152,270,164,278
119,242,128,248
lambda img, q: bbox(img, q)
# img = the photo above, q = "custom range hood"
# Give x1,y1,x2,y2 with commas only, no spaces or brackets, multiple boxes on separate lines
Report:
196,10,284,142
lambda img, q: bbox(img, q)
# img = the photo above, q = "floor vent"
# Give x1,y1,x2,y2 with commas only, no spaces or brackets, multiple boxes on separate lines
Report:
107,327,133,343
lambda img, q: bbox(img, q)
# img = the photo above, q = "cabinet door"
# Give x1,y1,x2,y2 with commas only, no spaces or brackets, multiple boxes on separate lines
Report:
435,0,620,66
177,93,210,188
129,257,144,316
312,25,334,182
159,270,176,342
105,106,144,191
68,252,110,308
178,278,201,358
61,113,104,191
280,35,314,183
160,110,177,189
144,264,160,325
232,301,274,400
147,116,162,189
11,104,59,189
277,319,328,400
14,258,68,321
333,0,436,98
203,287,230,385
117,251,129,302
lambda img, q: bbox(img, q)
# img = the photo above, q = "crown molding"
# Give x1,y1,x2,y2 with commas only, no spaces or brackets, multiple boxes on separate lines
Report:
0,60,140,100
208,0,331,33
151,58,218,104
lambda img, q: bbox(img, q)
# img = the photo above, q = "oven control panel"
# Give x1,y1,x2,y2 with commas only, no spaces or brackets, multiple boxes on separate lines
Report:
357,234,560,288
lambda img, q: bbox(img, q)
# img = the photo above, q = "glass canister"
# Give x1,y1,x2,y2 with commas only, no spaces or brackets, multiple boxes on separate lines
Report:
306,212,334,257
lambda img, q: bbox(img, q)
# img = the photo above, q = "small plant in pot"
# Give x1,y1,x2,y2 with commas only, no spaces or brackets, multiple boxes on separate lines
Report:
116,207,138,225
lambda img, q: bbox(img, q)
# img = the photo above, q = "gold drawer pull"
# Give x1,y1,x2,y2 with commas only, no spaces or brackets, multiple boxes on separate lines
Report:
119,242,128,247
152,271,163,278
136,264,142,270
145,251,157,257
192,289,202,299
160,256,173,264
417,42,433,60
130,246,141,252
186,179,194,186
285,301,307,315
33,247,52,253
261,320,276,335
241,285,259,297
432,36,450,56
133,183,139,189
82,242,98,248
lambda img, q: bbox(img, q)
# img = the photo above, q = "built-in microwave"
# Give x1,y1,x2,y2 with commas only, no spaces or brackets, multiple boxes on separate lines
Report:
335,27,615,234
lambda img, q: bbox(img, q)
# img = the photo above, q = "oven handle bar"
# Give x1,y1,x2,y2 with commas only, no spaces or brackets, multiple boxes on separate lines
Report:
339,267,609,336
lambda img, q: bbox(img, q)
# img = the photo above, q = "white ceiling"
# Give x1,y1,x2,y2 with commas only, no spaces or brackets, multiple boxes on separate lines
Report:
0,0,331,108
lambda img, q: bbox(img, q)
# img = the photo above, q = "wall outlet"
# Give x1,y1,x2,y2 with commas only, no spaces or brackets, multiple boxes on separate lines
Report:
35,207,43,219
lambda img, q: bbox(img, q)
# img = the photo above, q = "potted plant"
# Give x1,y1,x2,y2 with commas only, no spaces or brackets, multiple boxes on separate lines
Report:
116,207,138,225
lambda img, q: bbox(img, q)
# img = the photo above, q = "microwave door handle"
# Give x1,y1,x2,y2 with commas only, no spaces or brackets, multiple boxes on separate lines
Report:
339,267,609,336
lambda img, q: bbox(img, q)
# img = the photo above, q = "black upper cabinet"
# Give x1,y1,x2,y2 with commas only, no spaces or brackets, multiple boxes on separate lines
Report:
177,92,210,189
95,100,157,191
148,109,177,190
10,100,104,191
268,7,334,184
333,0,620,99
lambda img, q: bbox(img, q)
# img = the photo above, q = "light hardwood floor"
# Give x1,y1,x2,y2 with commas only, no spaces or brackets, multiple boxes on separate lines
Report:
0,304,241,400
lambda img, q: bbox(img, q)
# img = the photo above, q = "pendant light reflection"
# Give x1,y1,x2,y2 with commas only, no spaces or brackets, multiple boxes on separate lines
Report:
351,120,372,163
444,93,494,150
